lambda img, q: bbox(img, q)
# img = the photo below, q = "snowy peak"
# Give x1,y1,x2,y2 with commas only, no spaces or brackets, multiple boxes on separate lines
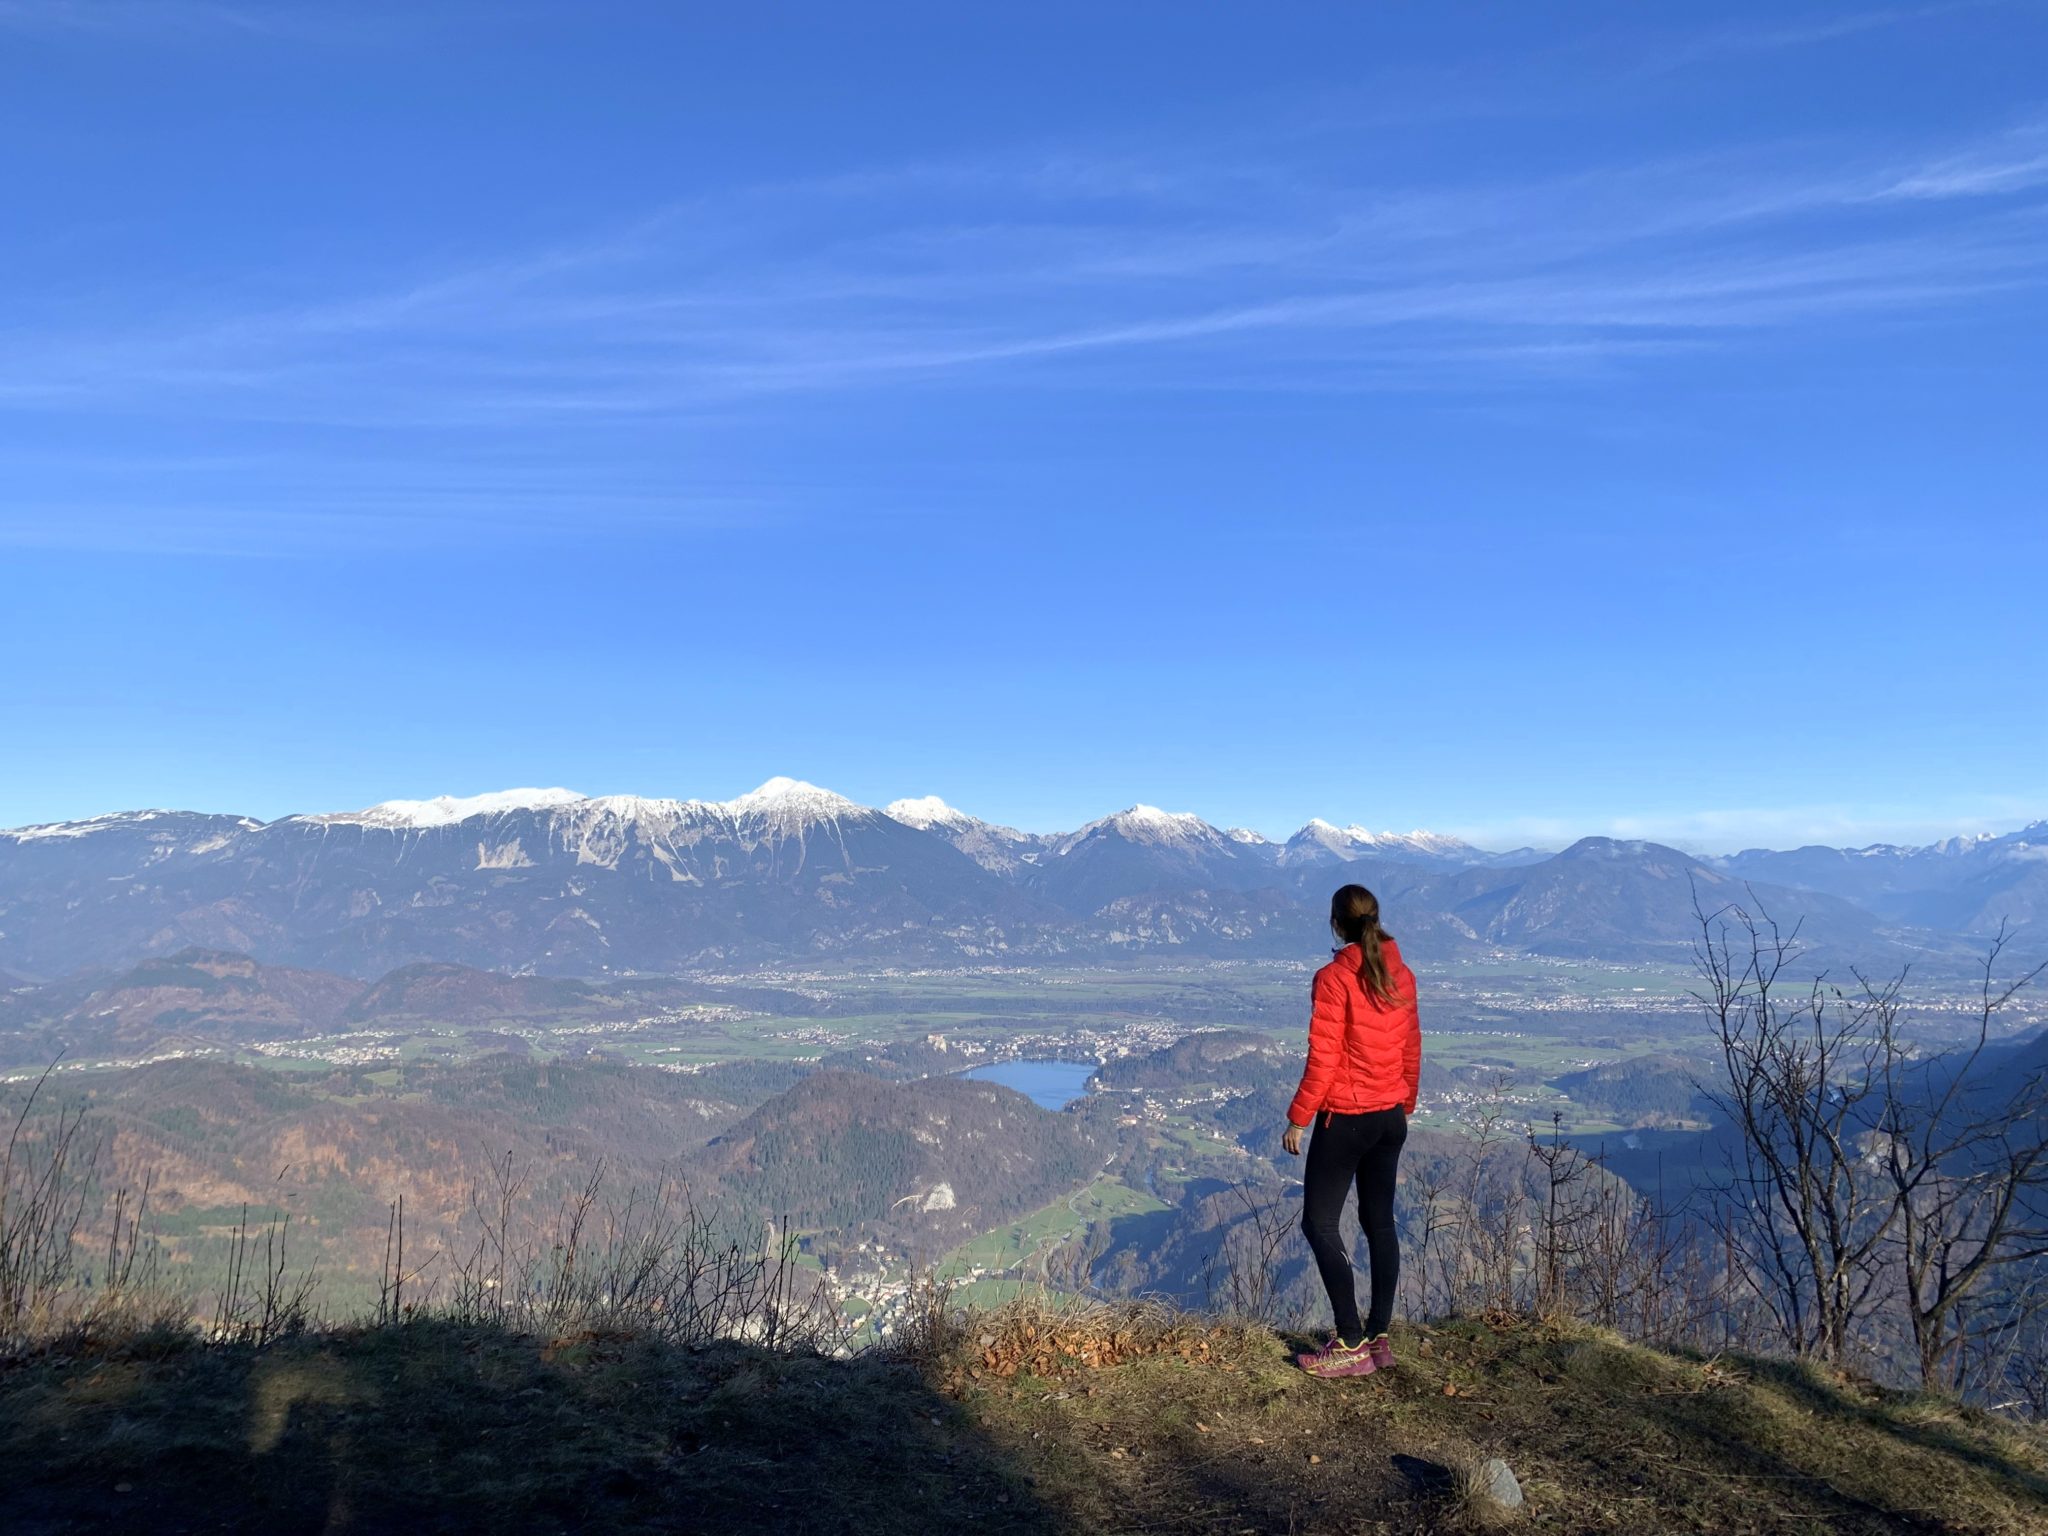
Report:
306,788,586,830
1071,805,1222,852
1280,818,1484,868
7,809,176,842
1310,817,1372,844
1390,829,1482,859
1113,805,1213,843
885,795,972,832
1224,827,1272,846
2,809,262,844
721,777,863,831
886,794,1044,874
1278,820,1369,867
299,779,873,839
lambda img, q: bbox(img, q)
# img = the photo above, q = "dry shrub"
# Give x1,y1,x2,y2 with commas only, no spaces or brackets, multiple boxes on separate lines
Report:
889,1267,964,1365
2,1066,169,1355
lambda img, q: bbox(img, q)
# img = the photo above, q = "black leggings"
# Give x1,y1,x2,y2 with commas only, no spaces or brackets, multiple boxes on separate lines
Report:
1300,1105,1407,1344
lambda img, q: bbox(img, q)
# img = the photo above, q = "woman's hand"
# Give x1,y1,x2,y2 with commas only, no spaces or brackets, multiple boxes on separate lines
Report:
1282,1123,1305,1157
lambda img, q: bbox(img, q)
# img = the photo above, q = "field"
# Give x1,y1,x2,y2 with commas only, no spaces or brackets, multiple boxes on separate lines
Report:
944,1175,1169,1285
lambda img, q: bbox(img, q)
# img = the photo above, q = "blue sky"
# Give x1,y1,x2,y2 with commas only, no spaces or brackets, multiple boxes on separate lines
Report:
2,1,2044,851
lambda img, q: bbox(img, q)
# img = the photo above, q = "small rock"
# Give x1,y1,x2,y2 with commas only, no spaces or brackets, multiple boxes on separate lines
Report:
114,1484,133,1495
1308,1453,1322,1464
1471,1458,1523,1511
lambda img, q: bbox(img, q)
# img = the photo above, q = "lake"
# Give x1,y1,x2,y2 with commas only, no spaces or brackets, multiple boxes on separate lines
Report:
961,1058,1097,1110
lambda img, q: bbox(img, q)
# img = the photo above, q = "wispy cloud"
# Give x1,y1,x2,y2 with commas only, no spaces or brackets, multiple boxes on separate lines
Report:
1638,1,2005,72
4,11,2047,554
12,119,2040,424
1872,116,2048,199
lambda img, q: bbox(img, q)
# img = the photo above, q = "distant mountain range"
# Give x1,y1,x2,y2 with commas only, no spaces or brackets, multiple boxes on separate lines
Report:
1710,825,2048,935
1,779,2039,981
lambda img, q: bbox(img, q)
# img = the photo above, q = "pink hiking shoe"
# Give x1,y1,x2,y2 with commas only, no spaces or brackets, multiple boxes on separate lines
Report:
1296,1334,1379,1379
1368,1334,1395,1372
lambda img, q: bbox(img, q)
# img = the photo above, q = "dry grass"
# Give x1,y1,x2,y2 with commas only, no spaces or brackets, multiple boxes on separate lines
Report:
932,1304,2048,1535
1445,1446,1523,1531
2,1305,2046,1533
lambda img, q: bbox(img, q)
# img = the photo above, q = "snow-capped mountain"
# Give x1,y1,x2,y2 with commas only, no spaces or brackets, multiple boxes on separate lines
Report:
307,778,867,844
1276,819,1495,870
304,788,588,830
1047,806,1235,858
1,783,2033,980
1714,821,2048,933
3,809,264,847
884,796,1049,874
0,779,1057,978
882,795,972,832
1028,806,1282,917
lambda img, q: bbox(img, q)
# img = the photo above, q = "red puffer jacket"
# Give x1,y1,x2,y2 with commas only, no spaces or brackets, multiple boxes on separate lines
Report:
1286,937,1421,1126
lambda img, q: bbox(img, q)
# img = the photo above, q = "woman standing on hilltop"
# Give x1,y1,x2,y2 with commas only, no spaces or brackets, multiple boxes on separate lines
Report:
1282,884,1422,1379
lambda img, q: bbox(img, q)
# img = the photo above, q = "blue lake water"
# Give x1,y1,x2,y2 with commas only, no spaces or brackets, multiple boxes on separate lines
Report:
961,1058,1096,1110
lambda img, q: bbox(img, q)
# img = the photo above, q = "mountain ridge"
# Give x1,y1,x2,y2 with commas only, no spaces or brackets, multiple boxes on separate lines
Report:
0,781,2034,980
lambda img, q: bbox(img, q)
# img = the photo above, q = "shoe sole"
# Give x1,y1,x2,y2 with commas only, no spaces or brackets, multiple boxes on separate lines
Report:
1301,1356,1379,1379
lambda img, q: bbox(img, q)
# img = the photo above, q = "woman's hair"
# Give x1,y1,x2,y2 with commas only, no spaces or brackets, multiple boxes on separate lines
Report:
1330,884,1404,1006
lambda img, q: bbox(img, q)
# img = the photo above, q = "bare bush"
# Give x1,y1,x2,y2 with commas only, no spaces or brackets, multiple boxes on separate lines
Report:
443,1156,846,1352
1694,891,2048,1388
892,1266,963,1364
209,1173,319,1347
1870,927,2048,1390
1207,1182,1310,1329
1692,895,1903,1366
2,1062,170,1351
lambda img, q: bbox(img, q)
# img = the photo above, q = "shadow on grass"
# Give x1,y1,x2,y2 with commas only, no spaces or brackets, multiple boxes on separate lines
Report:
0,1320,1057,1535
1742,1353,2048,1501
1365,1318,2048,1536
1571,1336,2047,1535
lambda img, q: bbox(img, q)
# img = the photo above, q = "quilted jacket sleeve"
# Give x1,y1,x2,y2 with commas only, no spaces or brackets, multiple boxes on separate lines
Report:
1401,980,1422,1115
1287,966,1347,1127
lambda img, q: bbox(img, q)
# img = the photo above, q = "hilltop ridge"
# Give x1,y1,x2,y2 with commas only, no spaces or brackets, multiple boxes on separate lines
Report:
4,1304,2044,1533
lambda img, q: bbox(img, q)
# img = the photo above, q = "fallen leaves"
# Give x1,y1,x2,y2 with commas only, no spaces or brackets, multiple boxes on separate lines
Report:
970,1317,1226,1382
